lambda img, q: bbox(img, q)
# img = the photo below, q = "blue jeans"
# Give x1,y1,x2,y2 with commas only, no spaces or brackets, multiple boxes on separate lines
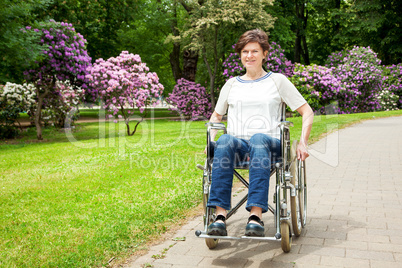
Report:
207,133,281,213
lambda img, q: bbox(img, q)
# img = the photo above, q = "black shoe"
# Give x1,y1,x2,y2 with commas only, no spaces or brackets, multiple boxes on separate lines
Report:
245,215,265,237
207,214,227,236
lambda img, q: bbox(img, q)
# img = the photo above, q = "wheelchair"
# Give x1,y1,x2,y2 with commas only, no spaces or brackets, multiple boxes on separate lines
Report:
195,104,307,253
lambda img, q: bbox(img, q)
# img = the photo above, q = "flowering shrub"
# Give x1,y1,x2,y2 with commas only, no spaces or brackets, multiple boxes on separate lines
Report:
44,80,85,128
1,82,36,111
381,63,402,109
266,42,294,77
166,78,212,120
376,90,399,111
23,20,91,139
223,42,294,80
0,82,37,139
326,46,383,113
23,20,91,90
289,64,342,113
86,51,164,135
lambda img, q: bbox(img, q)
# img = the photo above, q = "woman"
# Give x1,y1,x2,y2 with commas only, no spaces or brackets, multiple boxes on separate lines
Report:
206,29,313,237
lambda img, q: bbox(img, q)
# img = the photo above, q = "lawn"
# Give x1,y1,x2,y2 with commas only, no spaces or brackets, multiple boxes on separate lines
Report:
1,110,401,267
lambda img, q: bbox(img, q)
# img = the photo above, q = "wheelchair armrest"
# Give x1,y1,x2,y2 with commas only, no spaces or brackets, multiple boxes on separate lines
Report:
205,122,226,130
278,121,294,128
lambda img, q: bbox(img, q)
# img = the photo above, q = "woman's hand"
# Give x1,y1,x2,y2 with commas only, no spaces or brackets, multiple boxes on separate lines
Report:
296,103,314,162
297,141,309,161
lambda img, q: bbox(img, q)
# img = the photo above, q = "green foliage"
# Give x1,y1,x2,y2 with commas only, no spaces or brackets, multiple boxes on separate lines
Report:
180,0,276,105
0,99,21,139
352,0,402,65
117,0,180,94
0,0,52,84
37,0,140,60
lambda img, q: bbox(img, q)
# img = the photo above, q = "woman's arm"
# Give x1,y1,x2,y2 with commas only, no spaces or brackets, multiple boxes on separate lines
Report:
296,103,314,161
203,111,223,154
209,111,224,142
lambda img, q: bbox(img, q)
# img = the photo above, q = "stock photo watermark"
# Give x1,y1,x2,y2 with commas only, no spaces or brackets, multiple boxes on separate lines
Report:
63,102,340,168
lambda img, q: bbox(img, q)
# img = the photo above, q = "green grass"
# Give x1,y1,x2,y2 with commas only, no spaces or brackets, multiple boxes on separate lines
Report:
1,110,402,267
18,107,178,122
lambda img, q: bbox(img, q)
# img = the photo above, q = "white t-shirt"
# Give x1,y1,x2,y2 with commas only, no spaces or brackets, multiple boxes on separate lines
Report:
215,72,306,140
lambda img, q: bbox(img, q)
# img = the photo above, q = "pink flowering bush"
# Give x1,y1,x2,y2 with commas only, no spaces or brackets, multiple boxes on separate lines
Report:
223,42,294,80
326,46,383,113
44,80,85,128
289,64,342,113
23,20,91,139
86,51,164,136
166,78,212,120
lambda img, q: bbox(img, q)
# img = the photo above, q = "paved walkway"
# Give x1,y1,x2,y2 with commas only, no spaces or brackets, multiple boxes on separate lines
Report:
126,116,402,268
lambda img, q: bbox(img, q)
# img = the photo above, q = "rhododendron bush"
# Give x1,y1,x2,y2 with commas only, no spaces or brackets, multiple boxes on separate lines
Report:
223,43,400,114
0,82,36,138
380,63,402,110
23,20,91,139
325,46,383,113
166,78,212,120
289,64,340,113
86,51,164,136
44,80,85,128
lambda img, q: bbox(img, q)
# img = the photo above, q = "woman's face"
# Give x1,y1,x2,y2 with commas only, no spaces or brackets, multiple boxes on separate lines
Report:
240,42,268,71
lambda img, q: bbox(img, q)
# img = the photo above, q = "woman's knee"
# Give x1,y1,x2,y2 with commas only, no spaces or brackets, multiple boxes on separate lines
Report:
250,133,281,151
250,133,271,146
216,134,236,147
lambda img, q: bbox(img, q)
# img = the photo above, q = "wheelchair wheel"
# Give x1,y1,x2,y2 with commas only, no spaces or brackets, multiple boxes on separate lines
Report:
290,141,303,237
202,164,219,249
280,221,292,253
300,160,307,227
204,208,219,249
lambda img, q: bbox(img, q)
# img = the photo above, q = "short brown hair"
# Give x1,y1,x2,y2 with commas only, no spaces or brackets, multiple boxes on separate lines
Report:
234,29,270,62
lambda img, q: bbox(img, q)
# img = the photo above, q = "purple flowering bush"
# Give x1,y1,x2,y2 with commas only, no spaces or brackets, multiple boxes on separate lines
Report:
326,46,383,113
23,20,91,139
223,42,294,80
289,64,342,113
166,78,212,120
266,42,294,77
86,51,164,136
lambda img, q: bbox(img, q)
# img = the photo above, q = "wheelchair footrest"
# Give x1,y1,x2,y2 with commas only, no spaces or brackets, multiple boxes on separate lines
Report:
195,231,281,241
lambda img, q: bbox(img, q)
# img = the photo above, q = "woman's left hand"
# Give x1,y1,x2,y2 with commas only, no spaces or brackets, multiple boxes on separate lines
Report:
297,142,309,161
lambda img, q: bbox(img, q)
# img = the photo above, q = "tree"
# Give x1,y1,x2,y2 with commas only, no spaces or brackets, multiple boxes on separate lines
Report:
294,0,310,64
0,0,53,84
37,0,140,60
86,51,164,136
23,20,92,140
351,0,402,65
181,0,276,108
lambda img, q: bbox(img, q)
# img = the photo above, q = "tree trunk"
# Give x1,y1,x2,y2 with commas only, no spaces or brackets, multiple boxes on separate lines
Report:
169,1,182,81
294,0,310,64
170,43,182,81
294,34,302,63
182,49,198,82
34,80,54,140
34,95,44,140
203,27,218,109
